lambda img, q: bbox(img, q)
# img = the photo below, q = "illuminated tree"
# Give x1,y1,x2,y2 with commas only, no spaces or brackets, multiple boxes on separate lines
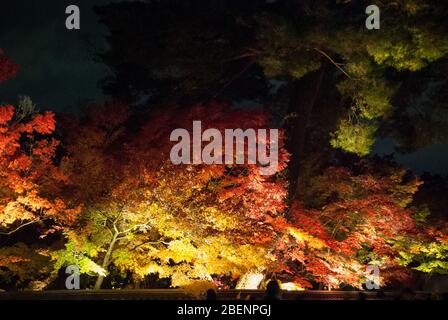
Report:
1,0,447,291
0,53,79,236
0,243,52,290
54,102,289,289
271,162,447,290
0,50,80,289
95,0,448,197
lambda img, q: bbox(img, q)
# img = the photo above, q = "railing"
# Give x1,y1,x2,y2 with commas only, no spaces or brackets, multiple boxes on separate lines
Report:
0,289,434,300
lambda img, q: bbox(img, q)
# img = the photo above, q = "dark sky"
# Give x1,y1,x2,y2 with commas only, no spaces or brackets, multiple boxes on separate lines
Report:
0,0,447,176
0,0,111,113
373,139,448,176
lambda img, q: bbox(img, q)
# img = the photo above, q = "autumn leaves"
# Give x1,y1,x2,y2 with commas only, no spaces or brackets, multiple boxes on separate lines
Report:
0,54,80,237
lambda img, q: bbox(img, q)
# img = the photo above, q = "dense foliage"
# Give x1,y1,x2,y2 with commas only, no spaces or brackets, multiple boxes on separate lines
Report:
1,0,448,291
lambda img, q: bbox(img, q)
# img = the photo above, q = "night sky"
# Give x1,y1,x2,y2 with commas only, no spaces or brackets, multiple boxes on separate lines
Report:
0,0,447,175
0,0,109,112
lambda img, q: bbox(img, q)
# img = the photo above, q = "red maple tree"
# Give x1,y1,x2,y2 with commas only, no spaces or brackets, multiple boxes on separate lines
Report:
0,50,79,236
270,164,445,289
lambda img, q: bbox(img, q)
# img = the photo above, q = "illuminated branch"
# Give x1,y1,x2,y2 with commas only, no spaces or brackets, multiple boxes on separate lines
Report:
313,48,356,80
0,219,40,236
118,219,152,236
221,50,258,62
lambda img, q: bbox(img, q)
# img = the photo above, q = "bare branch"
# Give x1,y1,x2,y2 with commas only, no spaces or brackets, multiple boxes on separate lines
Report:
221,51,257,63
112,211,123,234
0,220,40,236
214,60,255,99
314,48,356,80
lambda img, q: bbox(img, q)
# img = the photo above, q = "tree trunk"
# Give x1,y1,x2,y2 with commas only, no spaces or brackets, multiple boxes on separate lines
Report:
94,233,118,290
287,62,327,198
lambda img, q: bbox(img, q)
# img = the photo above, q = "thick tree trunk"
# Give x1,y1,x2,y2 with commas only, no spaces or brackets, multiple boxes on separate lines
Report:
94,233,118,290
287,62,327,198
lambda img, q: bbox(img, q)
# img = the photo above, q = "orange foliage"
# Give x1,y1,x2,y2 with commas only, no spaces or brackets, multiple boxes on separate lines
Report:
0,52,80,235
270,166,440,289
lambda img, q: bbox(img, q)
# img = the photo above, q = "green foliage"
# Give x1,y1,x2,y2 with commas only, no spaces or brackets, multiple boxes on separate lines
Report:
412,206,431,225
260,53,321,79
396,239,448,274
337,78,397,120
2,1,448,291
95,0,448,159
367,25,448,72
330,119,377,156
51,237,106,277
256,14,321,79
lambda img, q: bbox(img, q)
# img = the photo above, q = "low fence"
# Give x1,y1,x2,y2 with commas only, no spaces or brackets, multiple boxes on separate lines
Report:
0,289,434,300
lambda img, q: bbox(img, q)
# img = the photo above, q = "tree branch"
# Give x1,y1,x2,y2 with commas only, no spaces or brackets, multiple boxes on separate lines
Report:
213,60,255,99
221,51,258,63
314,48,356,80
0,220,40,236
118,220,152,236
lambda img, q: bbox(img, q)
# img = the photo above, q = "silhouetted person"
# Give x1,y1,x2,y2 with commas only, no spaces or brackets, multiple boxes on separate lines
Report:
206,288,217,300
264,279,282,300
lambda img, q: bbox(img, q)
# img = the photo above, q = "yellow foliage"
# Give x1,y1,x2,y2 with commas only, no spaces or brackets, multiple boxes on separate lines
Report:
165,239,198,263
280,282,305,291
288,227,326,250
